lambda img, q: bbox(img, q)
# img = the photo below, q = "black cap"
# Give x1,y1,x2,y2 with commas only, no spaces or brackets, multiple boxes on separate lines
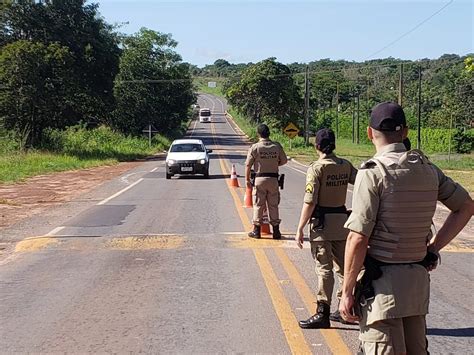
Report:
370,102,406,131
315,128,335,148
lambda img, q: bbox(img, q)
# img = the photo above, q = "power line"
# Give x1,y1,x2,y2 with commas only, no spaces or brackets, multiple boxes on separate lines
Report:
365,0,454,60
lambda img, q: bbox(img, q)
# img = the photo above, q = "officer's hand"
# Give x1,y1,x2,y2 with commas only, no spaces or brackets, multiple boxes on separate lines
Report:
295,229,304,249
339,294,359,323
246,181,252,188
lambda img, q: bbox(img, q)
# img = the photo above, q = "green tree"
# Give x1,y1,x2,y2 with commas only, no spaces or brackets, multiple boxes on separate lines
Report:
0,40,76,146
225,58,301,128
1,0,121,123
113,28,194,135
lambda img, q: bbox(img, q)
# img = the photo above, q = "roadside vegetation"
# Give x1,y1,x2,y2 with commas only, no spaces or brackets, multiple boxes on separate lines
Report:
195,57,472,191
0,1,194,184
0,124,187,183
227,108,473,192
1,1,472,190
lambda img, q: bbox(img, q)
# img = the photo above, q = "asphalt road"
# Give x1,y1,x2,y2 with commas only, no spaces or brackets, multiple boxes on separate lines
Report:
0,93,472,354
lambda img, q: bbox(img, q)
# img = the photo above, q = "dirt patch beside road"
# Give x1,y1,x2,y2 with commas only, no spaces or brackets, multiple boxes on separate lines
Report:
0,162,140,229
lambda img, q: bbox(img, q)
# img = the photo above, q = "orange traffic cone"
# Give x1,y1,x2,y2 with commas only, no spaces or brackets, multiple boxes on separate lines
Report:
243,185,253,208
229,164,240,187
261,206,271,235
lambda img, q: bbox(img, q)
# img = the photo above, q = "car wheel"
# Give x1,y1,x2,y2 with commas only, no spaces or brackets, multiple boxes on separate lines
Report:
204,169,209,179
166,173,172,179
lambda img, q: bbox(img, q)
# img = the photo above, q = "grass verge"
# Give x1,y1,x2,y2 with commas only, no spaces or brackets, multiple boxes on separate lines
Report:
0,122,191,184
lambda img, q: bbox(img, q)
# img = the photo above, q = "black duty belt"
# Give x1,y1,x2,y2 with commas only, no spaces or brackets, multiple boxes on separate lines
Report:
311,205,348,231
256,173,279,178
354,253,438,316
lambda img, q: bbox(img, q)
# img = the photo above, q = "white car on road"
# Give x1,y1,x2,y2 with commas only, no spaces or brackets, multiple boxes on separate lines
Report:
165,139,212,179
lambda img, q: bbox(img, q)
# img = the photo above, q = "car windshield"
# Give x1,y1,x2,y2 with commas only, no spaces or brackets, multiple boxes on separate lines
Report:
170,144,205,153
200,110,211,116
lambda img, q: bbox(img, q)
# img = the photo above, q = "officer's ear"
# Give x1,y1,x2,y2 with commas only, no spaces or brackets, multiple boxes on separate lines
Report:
367,126,374,141
402,126,409,139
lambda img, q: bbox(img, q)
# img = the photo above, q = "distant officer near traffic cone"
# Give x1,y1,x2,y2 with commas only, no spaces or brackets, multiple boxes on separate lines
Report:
245,124,288,239
229,164,240,187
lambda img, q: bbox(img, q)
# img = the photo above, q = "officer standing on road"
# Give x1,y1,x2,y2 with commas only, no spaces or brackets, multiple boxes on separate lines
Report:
296,128,357,329
339,102,473,354
245,124,288,239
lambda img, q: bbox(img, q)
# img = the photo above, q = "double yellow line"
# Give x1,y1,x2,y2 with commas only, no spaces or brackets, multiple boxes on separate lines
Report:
211,122,351,354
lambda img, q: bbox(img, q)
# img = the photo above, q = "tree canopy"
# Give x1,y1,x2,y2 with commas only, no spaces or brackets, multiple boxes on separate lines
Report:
112,28,194,135
225,58,301,128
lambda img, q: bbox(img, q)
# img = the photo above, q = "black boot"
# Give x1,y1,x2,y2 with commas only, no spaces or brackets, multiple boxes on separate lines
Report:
248,225,261,239
272,225,282,239
299,302,330,329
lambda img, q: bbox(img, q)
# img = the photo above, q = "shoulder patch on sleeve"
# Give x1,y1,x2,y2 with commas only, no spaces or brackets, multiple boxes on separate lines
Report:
305,183,314,194
360,159,377,169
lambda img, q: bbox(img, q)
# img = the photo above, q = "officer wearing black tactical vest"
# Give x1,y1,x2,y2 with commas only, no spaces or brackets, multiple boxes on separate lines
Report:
340,102,473,354
295,128,357,329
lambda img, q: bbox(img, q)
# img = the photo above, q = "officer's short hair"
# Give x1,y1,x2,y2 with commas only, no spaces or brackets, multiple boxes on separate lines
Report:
257,124,270,138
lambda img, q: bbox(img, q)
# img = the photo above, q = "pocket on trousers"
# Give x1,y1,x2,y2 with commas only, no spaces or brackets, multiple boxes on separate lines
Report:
359,324,390,343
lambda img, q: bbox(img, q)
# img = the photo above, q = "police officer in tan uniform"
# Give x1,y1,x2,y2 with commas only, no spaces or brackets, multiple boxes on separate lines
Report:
296,128,357,329
340,102,473,354
245,124,287,239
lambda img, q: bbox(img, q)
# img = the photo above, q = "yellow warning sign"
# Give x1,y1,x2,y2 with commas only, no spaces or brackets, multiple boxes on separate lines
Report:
283,122,300,139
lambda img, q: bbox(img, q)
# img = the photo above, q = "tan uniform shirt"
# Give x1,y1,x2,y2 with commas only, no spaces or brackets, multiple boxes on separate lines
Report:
305,154,357,241
245,138,287,174
345,143,470,323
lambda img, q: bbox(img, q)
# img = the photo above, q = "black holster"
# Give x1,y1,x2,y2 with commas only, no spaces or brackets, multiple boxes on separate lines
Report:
353,252,439,317
250,170,256,187
278,174,285,190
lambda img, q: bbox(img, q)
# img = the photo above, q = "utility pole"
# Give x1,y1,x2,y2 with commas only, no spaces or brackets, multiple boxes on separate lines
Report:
335,82,339,139
304,65,310,145
417,66,422,149
351,92,355,144
398,63,404,106
448,112,454,162
356,91,360,144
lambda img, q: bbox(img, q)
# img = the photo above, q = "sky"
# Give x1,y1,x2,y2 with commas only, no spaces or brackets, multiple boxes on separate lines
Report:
97,0,473,67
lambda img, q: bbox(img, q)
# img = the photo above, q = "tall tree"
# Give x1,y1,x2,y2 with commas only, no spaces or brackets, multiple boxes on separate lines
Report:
1,0,121,122
0,40,76,146
113,28,194,135
225,58,301,128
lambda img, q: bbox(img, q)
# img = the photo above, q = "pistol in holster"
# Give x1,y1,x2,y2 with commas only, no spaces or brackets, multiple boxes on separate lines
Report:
353,256,383,318
250,170,256,187
278,174,285,190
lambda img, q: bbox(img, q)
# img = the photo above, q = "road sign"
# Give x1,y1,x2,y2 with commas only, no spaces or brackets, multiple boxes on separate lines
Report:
142,124,159,147
208,81,217,88
283,122,300,139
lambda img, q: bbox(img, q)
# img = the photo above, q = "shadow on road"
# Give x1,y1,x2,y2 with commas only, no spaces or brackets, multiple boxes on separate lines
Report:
427,327,474,337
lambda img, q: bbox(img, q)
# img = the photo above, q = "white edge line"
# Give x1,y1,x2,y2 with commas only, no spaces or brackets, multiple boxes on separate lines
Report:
150,167,158,172
285,165,306,175
97,178,144,205
46,226,65,236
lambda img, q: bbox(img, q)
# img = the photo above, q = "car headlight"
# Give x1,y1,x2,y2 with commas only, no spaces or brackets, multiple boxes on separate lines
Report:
199,159,206,164
167,159,177,165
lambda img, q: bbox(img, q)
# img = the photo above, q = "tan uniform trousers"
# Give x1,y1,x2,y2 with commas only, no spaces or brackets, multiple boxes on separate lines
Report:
310,240,345,305
252,177,280,226
359,316,428,355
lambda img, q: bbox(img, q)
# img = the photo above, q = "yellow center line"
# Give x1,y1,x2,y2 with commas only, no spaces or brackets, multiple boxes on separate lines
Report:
254,249,313,354
274,248,352,355
211,121,311,354
211,119,353,354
